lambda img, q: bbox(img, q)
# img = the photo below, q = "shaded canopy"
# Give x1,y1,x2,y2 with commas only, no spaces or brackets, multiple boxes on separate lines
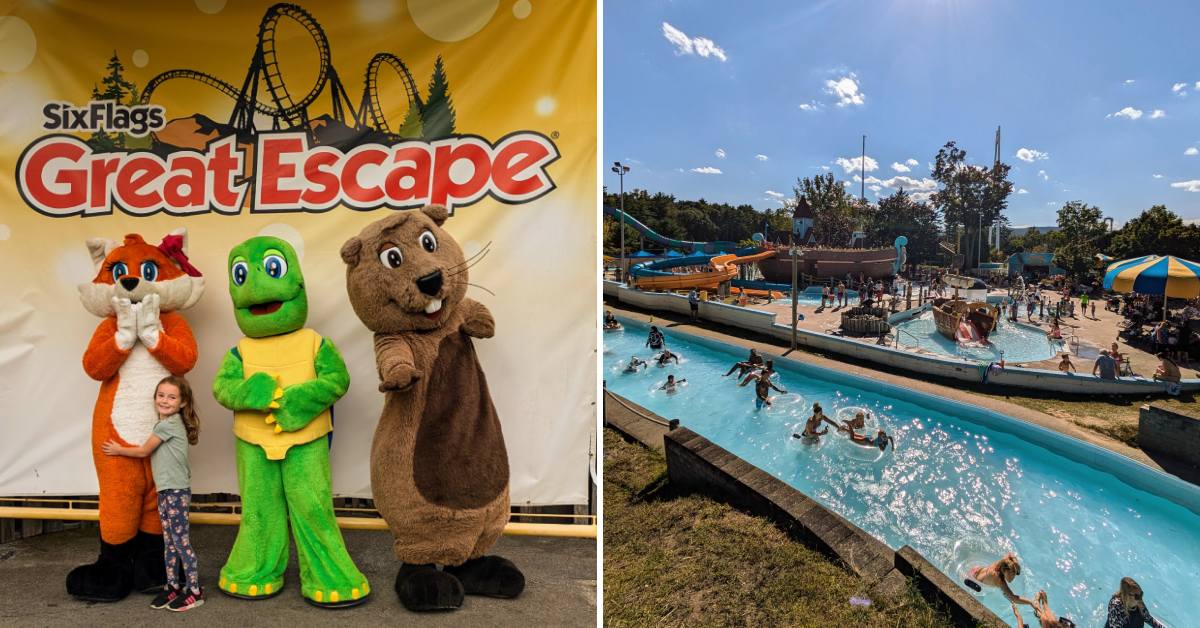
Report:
1103,255,1200,298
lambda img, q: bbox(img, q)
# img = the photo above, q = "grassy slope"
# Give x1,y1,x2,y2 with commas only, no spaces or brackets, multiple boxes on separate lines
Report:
603,430,954,627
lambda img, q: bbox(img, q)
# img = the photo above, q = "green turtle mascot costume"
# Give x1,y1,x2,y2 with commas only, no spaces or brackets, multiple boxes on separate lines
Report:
212,236,368,607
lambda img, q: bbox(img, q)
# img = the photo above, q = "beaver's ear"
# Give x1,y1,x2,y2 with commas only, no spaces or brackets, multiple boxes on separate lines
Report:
422,204,448,226
340,237,362,266
86,238,116,268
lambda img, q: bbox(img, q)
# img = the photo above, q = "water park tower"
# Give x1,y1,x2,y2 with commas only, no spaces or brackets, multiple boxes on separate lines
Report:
792,196,814,245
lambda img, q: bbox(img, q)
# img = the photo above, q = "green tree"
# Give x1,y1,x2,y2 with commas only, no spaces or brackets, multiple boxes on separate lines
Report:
930,141,1013,269
397,102,423,138
1053,201,1109,278
421,56,456,139
793,173,858,245
870,189,942,265
1109,205,1200,260
87,52,139,152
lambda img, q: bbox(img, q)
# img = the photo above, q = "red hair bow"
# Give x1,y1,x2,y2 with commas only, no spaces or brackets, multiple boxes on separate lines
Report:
157,234,202,277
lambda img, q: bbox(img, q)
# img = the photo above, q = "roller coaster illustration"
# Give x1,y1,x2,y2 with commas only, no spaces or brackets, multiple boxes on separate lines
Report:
139,3,434,149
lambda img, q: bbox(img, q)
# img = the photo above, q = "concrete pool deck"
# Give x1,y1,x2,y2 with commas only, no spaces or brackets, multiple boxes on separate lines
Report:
605,301,1199,486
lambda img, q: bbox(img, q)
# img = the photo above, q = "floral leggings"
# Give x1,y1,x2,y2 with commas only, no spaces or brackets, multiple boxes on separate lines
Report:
157,489,200,593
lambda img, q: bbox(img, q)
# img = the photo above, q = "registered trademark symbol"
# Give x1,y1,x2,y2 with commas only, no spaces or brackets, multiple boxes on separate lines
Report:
551,131,560,139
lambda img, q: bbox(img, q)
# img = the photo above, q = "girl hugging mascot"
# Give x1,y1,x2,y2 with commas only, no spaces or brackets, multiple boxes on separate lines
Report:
68,230,203,601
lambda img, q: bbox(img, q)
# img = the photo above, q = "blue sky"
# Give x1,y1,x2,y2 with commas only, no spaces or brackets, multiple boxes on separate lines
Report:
603,0,1200,227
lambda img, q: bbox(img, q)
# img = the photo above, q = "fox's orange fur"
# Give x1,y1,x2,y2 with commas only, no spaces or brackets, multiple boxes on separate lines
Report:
79,232,202,544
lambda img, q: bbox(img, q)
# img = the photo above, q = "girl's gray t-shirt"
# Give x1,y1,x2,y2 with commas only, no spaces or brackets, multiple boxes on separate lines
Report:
151,415,190,491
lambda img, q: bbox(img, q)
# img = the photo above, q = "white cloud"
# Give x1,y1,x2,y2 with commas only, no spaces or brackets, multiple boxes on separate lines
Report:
1195,81,1200,90
661,22,727,62
690,166,723,174
765,190,786,199
1186,147,1199,156
868,185,882,193
1170,180,1200,192
1108,106,1143,120
1173,82,1189,93
1150,109,1166,119
1015,147,1049,162
1153,174,1164,179
1046,202,1058,206
891,162,911,173
821,165,831,171
825,73,865,107
834,155,878,174
1017,188,1029,194
715,148,726,159
755,154,769,161
905,158,919,167
1124,79,1136,85
798,101,820,111
1037,169,1049,181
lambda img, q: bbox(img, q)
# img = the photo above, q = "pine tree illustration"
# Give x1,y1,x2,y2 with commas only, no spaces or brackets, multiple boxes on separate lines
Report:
397,101,424,138
87,83,117,152
88,51,138,151
421,56,456,140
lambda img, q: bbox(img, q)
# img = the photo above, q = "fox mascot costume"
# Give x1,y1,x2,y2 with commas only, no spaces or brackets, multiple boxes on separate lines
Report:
67,229,203,602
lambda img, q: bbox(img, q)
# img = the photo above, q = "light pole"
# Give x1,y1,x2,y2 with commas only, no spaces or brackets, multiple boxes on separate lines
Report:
790,245,800,350
612,161,630,283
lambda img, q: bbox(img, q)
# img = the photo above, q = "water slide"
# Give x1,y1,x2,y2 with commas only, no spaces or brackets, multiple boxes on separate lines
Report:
603,206,740,254
630,250,781,294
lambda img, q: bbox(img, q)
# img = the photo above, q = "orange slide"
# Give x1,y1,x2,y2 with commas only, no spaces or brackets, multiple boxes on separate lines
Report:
632,250,777,292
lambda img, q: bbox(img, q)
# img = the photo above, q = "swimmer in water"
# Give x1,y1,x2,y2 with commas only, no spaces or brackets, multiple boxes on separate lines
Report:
645,326,665,350
792,402,838,442
738,359,777,386
723,348,765,378
743,369,786,409
656,349,679,366
624,356,647,373
603,310,621,329
659,374,687,394
837,411,895,451
964,553,1035,627
1031,589,1076,628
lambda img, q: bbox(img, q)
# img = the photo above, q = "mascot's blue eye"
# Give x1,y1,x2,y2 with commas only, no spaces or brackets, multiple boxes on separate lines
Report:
263,254,287,279
110,262,128,283
231,261,248,286
140,261,158,282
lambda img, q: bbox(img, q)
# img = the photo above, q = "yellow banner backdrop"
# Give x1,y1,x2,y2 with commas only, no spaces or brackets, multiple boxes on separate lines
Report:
0,0,596,504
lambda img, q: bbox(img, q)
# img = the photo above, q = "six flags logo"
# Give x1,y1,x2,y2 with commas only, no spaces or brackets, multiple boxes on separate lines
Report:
16,107,560,217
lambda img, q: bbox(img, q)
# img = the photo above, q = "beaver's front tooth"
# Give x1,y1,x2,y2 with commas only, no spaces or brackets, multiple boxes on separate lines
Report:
425,298,442,314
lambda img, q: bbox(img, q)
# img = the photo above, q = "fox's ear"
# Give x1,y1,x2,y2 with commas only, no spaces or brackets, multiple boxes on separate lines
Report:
86,238,116,267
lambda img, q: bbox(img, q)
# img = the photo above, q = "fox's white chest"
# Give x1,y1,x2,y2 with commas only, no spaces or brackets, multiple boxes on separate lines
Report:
111,344,168,444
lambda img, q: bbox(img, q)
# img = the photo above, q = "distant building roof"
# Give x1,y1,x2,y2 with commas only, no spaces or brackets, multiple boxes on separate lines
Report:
792,196,813,219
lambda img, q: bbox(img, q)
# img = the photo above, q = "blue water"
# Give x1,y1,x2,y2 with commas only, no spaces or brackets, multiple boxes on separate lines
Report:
604,320,1198,626
776,287,861,307
894,310,1062,363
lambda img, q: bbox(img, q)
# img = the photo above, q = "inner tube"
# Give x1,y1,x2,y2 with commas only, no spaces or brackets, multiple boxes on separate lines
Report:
950,538,1002,598
787,422,823,450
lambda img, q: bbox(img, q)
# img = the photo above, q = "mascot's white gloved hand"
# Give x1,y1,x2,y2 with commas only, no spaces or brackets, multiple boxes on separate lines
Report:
113,297,136,350
136,293,161,349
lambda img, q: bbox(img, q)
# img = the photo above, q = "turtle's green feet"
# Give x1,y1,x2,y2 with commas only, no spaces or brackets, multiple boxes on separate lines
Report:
217,574,284,600
303,579,371,608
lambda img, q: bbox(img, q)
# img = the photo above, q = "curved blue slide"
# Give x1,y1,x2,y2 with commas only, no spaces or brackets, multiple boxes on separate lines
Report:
604,206,740,254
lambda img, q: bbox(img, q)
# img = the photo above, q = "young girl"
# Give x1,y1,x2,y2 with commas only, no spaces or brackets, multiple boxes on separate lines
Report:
102,376,203,612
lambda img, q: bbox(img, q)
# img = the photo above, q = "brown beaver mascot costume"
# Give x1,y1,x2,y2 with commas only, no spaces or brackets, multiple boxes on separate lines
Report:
340,205,523,612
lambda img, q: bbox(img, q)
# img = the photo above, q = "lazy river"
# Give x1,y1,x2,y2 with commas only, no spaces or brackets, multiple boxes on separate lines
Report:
604,319,1197,626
